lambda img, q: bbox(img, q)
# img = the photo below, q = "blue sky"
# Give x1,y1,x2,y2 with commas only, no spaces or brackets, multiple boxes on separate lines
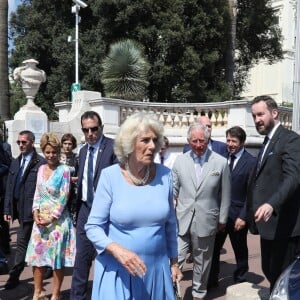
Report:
8,0,19,16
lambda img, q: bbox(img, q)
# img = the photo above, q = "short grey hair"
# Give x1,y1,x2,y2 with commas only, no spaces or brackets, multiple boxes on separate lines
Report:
114,112,164,164
187,123,210,141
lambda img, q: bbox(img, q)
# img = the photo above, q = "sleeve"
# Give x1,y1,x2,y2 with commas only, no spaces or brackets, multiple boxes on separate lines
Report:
172,158,180,199
268,133,300,212
165,171,178,258
85,169,114,254
219,161,231,224
32,165,43,212
51,166,70,219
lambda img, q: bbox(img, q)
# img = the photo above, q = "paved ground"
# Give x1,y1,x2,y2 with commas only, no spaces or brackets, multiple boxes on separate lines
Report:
0,222,269,300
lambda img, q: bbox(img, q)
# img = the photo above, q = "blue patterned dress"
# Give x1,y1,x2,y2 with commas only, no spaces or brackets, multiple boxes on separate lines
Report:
25,164,76,269
85,164,178,300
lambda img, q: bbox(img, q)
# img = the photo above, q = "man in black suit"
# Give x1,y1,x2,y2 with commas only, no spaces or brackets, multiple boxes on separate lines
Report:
183,115,227,158
70,111,118,300
3,130,45,289
208,126,255,287
248,95,300,291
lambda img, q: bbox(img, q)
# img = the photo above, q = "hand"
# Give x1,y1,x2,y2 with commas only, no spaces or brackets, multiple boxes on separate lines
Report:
171,264,183,283
234,218,246,231
218,223,226,232
106,242,147,276
255,203,274,223
71,176,78,184
4,214,11,222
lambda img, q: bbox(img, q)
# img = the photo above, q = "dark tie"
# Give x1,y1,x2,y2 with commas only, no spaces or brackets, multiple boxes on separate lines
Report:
14,156,26,200
256,136,269,175
229,154,236,172
87,146,94,207
160,156,164,165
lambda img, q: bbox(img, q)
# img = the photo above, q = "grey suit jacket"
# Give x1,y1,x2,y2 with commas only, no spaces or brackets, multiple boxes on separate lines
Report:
172,149,231,237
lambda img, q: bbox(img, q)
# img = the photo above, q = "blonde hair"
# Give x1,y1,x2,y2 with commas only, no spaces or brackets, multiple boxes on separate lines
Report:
114,112,164,164
40,133,61,153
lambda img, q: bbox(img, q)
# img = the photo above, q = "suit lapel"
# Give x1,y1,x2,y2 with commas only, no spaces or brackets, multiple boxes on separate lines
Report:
94,136,107,184
232,151,246,176
197,150,212,188
257,125,283,177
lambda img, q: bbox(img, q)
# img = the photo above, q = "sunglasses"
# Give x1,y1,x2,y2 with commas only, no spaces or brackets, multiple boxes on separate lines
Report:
16,140,28,145
81,126,99,133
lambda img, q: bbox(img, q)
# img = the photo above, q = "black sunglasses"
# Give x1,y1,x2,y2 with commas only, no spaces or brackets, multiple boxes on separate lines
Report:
81,126,99,133
16,140,28,145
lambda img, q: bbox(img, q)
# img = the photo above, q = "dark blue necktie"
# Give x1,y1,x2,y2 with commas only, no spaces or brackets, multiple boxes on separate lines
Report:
160,156,164,165
14,156,26,200
256,136,269,175
229,154,236,172
87,146,94,207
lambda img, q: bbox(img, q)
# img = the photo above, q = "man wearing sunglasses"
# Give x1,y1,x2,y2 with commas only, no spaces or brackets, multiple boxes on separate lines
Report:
71,111,118,300
3,130,45,289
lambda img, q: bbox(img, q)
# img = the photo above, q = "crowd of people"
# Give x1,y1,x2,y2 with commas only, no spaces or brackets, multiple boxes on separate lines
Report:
0,94,300,300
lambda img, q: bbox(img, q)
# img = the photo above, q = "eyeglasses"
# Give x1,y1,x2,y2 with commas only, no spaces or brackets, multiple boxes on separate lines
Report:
81,126,99,133
16,140,28,145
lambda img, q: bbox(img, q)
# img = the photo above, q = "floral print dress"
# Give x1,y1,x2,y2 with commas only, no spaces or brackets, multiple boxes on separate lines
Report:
25,164,76,269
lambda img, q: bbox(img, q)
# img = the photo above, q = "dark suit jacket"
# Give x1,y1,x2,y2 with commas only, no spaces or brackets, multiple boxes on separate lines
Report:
247,125,300,240
77,135,118,209
183,139,227,158
3,150,45,222
229,150,255,221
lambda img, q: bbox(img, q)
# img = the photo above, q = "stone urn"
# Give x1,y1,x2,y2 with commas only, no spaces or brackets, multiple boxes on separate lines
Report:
13,59,46,109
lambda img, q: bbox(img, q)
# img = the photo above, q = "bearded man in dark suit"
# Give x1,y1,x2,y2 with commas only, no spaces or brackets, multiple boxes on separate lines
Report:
247,95,300,291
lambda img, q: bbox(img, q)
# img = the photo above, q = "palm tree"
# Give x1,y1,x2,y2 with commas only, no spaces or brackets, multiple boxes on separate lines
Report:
0,0,10,119
101,39,150,101
225,0,238,98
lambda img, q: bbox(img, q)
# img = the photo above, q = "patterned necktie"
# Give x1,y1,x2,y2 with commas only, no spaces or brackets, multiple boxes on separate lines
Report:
14,156,26,200
87,146,94,207
229,154,236,172
256,136,269,175
195,157,202,185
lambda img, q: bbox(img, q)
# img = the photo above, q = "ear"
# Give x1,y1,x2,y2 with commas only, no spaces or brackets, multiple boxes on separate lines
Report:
272,109,279,120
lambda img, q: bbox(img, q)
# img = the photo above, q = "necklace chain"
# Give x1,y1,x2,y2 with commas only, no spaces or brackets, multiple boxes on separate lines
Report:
125,162,150,186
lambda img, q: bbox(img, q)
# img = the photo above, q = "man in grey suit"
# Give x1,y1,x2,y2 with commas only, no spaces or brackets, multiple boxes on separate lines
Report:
173,123,231,300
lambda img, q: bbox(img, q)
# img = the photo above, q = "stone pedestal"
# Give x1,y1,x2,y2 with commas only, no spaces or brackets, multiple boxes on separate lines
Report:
226,282,269,300
6,105,48,157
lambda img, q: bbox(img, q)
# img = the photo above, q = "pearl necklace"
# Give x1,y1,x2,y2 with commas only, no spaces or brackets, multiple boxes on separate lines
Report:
125,162,150,186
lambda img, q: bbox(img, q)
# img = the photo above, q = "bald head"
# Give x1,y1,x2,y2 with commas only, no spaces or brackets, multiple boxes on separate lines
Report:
198,115,212,138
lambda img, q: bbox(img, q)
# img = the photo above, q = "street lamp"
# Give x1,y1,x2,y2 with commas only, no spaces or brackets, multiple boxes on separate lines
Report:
69,0,88,87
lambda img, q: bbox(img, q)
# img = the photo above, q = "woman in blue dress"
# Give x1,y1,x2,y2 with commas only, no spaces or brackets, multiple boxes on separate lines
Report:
85,112,182,300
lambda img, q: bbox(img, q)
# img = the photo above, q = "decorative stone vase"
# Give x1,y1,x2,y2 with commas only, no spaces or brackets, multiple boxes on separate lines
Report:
13,59,46,109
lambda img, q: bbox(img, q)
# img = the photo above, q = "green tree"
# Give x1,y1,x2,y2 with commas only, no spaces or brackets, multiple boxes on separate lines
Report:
101,39,150,100
0,0,10,119
9,0,282,117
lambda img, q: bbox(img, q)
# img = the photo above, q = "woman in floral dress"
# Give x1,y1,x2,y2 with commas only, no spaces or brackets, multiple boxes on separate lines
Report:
25,133,76,300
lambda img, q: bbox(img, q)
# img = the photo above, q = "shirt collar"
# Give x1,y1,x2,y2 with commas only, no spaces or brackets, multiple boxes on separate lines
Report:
267,122,280,140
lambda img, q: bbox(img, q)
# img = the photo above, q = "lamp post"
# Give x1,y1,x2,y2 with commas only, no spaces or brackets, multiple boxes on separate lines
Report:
292,0,300,133
70,0,88,86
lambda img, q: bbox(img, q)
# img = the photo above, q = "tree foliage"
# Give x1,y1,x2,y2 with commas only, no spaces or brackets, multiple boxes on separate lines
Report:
101,39,150,100
8,0,282,118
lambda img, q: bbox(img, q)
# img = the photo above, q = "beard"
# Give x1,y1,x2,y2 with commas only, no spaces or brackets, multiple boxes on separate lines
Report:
255,118,275,135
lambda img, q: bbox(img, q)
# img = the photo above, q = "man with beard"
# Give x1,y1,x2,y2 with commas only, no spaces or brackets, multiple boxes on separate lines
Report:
247,95,300,291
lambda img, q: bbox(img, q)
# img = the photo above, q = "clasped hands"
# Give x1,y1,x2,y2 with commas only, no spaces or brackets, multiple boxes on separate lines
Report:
107,242,183,282
33,211,53,227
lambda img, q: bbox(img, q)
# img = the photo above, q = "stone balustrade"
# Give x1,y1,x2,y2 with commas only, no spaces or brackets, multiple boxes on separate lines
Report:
5,90,294,157
53,91,292,155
